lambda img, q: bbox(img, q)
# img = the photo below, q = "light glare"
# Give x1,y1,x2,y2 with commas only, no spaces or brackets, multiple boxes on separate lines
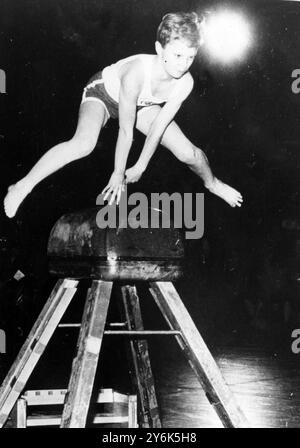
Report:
203,11,252,64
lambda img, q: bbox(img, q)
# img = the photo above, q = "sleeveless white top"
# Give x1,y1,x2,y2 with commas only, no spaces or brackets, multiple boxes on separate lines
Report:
102,54,183,106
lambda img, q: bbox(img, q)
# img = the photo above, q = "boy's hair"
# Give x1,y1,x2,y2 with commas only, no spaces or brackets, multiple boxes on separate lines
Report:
157,12,203,49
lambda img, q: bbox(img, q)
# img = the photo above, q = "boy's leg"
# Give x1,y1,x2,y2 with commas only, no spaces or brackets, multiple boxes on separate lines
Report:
135,106,243,208
4,101,108,218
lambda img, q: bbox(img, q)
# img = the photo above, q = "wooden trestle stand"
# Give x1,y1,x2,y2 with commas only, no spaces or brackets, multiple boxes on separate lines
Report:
0,208,248,428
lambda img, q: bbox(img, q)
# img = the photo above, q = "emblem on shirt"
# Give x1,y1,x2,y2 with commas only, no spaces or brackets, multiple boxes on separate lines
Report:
139,100,156,106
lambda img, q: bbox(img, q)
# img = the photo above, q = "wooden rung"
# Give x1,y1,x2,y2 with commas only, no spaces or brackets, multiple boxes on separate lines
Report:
26,414,130,427
23,390,67,406
93,415,129,424
22,389,133,407
58,327,181,336
105,330,181,336
58,323,128,329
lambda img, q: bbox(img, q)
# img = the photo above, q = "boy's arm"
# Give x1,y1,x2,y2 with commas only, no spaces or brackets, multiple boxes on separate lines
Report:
102,61,142,204
125,74,194,183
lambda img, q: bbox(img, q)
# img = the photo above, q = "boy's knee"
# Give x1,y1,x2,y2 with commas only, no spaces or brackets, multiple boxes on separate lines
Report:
72,134,97,157
179,145,203,165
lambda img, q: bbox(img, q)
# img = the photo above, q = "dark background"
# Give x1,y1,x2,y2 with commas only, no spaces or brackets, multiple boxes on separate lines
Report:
0,0,300,362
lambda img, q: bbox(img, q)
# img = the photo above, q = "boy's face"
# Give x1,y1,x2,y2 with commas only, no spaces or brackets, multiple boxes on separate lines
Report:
156,39,198,79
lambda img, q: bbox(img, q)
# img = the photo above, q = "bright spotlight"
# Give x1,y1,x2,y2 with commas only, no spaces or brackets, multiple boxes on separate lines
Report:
202,10,253,64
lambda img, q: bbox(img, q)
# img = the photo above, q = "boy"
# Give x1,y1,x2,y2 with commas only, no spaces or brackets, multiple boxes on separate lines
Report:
4,12,243,218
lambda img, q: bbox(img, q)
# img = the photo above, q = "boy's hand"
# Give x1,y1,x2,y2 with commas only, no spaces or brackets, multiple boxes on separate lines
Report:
101,171,125,205
125,163,145,184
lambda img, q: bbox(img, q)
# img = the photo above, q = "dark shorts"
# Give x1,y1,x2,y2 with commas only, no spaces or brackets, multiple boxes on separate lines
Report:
81,70,149,121
81,70,119,119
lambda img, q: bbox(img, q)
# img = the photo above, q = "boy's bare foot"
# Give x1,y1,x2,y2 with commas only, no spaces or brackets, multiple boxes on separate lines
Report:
206,178,243,207
4,180,33,218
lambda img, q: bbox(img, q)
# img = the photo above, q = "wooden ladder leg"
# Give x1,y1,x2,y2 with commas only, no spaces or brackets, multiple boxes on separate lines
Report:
121,285,161,428
16,398,27,428
149,281,249,428
0,278,78,427
60,280,113,428
128,395,138,428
